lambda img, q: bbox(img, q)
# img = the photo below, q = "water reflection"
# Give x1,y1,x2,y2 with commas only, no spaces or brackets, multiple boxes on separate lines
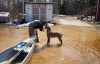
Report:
0,24,100,64
29,25,100,64
0,24,28,51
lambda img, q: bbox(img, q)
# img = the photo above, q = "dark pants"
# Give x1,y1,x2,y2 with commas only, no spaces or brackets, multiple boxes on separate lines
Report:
29,29,39,42
29,21,43,42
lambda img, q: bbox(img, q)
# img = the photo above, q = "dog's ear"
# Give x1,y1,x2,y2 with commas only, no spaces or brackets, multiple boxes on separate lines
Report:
45,26,47,29
44,25,48,29
40,26,44,31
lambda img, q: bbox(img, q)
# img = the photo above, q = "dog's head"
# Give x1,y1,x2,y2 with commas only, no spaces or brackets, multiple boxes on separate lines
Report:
46,27,51,32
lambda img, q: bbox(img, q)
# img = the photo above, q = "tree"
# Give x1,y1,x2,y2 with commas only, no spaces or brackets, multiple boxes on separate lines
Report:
89,0,97,6
59,0,66,14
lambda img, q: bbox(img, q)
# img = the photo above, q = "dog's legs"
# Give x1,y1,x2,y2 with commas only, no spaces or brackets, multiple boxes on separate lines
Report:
58,37,62,46
47,37,50,46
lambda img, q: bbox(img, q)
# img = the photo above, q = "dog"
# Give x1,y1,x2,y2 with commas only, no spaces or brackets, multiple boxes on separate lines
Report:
46,26,63,46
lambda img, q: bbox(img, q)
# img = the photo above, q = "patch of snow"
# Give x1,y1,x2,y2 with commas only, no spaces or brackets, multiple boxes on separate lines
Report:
59,19,92,27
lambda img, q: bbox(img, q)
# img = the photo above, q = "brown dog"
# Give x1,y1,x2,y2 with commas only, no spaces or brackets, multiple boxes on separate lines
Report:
46,26,63,46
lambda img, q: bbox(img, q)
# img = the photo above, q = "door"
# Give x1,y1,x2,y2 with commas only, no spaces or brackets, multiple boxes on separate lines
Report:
32,4,46,21
40,7,46,21
33,7,39,20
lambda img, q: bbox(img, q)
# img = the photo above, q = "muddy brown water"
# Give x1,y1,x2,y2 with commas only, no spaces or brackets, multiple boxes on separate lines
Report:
0,24,100,64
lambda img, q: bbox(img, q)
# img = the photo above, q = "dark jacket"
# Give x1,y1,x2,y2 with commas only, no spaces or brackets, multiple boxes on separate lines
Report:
29,21,44,31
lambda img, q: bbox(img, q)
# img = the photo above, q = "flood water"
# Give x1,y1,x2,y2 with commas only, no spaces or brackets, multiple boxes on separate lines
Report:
0,23,100,64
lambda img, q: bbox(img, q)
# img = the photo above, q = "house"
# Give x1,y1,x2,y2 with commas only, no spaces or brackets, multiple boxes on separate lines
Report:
0,12,10,23
24,2,53,22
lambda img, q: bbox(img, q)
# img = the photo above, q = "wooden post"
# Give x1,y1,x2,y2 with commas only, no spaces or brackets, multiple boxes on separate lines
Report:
96,0,100,21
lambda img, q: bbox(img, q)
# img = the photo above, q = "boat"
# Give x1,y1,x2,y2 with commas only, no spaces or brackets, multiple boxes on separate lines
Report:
0,36,36,64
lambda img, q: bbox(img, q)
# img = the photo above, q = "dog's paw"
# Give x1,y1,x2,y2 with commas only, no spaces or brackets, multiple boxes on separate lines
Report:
47,44,50,47
58,44,62,47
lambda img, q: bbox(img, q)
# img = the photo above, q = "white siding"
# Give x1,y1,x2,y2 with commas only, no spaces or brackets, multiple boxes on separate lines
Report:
46,4,53,22
25,4,33,22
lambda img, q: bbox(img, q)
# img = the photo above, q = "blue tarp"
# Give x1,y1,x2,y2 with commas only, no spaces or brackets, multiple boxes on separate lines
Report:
0,17,9,22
